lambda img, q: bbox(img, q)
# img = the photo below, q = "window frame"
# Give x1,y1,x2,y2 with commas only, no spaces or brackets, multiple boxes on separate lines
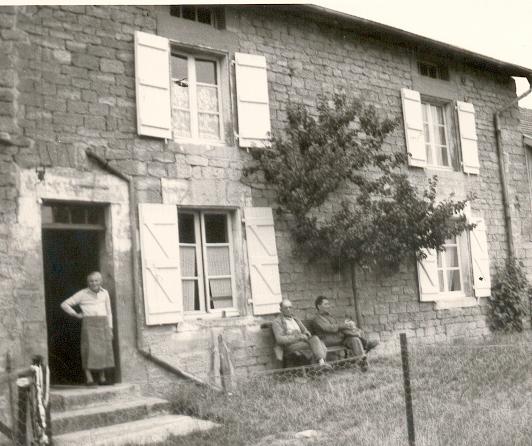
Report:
436,234,465,298
170,49,225,144
170,5,217,28
178,209,238,317
422,100,453,170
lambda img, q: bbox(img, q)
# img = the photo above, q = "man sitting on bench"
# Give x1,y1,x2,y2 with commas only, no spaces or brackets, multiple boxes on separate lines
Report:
272,299,331,369
311,295,378,360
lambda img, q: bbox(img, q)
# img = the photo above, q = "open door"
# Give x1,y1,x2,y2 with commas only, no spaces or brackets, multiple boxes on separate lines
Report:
41,203,117,385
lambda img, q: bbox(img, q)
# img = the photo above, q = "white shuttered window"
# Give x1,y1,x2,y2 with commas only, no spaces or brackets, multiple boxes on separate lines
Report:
417,215,490,304
178,210,237,314
401,88,480,174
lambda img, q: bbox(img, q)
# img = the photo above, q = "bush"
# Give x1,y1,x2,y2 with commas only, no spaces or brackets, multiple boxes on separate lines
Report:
488,258,529,332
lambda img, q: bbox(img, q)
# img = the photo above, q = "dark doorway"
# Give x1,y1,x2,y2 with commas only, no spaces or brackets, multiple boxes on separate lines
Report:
42,230,101,385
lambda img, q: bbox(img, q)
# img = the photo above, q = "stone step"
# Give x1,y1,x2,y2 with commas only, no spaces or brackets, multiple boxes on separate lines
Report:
51,396,170,435
50,384,140,412
52,414,218,446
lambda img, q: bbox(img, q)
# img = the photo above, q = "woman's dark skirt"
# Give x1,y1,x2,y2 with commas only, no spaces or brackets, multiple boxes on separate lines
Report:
80,316,115,370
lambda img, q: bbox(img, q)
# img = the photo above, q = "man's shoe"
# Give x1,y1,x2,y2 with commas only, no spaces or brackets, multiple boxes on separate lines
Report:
318,359,333,371
365,340,379,353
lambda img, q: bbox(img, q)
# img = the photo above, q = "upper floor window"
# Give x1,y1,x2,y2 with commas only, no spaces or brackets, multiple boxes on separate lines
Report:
422,102,452,168
401,88,480,174
170,5,217,27
171,52,222,141
418,61,449,81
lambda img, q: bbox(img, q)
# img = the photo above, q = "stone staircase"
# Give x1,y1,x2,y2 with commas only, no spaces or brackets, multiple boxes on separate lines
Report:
50,383,217,445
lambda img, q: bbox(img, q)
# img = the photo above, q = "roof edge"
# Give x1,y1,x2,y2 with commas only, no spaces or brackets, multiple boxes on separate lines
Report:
295,4,532,78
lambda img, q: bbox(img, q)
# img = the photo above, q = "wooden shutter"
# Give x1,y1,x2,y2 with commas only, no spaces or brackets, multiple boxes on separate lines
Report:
138,203,183,325
235,53,271,148
457,101,480,175
417,249,439,301
470,217,491,297
134,31,172,139
244,207,282,315
401,88,426,167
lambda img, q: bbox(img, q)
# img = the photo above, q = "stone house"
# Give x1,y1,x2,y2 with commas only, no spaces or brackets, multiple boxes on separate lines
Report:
1,3,532,404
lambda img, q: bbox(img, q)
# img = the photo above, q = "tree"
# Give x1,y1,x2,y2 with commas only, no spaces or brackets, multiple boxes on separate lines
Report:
246,94,474,326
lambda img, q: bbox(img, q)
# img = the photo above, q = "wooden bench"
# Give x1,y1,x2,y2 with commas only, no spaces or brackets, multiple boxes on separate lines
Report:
261,320,349,367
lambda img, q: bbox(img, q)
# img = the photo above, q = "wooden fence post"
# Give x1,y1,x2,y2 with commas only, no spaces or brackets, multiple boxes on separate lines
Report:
400,333,416,446
218,335,236,393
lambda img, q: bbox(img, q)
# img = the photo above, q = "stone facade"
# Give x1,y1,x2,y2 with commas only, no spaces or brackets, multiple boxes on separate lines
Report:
0,5,531,418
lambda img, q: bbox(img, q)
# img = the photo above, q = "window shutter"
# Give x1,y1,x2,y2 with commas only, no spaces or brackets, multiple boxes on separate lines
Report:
417,249,439,301
138,203,183,325
470,217,491,297
401,88,426,167
457,101,480,175
134,31,172,139
235,53,271,148
244,207,282,315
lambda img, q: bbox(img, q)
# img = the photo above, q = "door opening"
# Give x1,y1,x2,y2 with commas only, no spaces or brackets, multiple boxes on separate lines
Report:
41,203,115,385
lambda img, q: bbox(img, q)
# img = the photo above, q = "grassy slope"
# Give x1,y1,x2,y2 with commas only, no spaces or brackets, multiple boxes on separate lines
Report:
164,335,531,446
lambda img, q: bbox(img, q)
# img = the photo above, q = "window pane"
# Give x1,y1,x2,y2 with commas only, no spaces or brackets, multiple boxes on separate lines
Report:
197,7,212,25
53,205,70,223
209,278,233,309
171,55,188,80
70,207,86,224
445,247,459,268
183,280,200,311
445,236,457,245
438,271,445,292
437,251,443,268
447,270,461,291
198,113,220,139
425,144,433,165
207,246,230,276
435,106,444,124
172,83,189,110
440,146,449,166
178,213,196,243
438,127,447,145
87,207,103,225
204,214,227,243
196,59,217,85
180,246,197,277
42,205,53,224
170,5,181,18
423,123,430,143
197,85,219,113
182,6,196,21
173,110,191,138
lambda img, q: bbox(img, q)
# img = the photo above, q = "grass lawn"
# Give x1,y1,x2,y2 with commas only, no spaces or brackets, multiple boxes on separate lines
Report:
167,334,531,446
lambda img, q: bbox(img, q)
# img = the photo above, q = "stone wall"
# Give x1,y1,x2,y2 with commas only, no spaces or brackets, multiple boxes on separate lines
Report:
0,5,530,413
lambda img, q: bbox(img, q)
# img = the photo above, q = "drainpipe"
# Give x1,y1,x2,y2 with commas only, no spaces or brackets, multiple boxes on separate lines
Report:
85,150,221,391
494,77,532,260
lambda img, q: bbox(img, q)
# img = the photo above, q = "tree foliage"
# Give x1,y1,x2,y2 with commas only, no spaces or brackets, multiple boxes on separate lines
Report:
488,258,529,332
247,94,474,271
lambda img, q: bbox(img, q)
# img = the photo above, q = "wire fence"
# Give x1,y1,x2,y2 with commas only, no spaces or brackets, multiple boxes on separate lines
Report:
218,335,532,446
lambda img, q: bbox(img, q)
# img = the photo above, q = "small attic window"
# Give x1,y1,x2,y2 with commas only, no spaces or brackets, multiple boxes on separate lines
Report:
170,5,218,27
418,61,449,81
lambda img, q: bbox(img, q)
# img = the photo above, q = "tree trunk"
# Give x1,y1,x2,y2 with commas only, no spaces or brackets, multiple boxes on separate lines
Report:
350,263,362,328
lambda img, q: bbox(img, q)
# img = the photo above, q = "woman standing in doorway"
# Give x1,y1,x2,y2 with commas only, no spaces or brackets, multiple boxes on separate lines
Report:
61,271,114,386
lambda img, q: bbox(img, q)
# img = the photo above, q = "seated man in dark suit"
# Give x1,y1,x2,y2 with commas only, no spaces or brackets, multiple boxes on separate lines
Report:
272,299,331,368
311,295,378,359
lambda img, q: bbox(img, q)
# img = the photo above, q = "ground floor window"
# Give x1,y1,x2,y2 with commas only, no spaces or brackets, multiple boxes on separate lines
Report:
178,210,235,313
